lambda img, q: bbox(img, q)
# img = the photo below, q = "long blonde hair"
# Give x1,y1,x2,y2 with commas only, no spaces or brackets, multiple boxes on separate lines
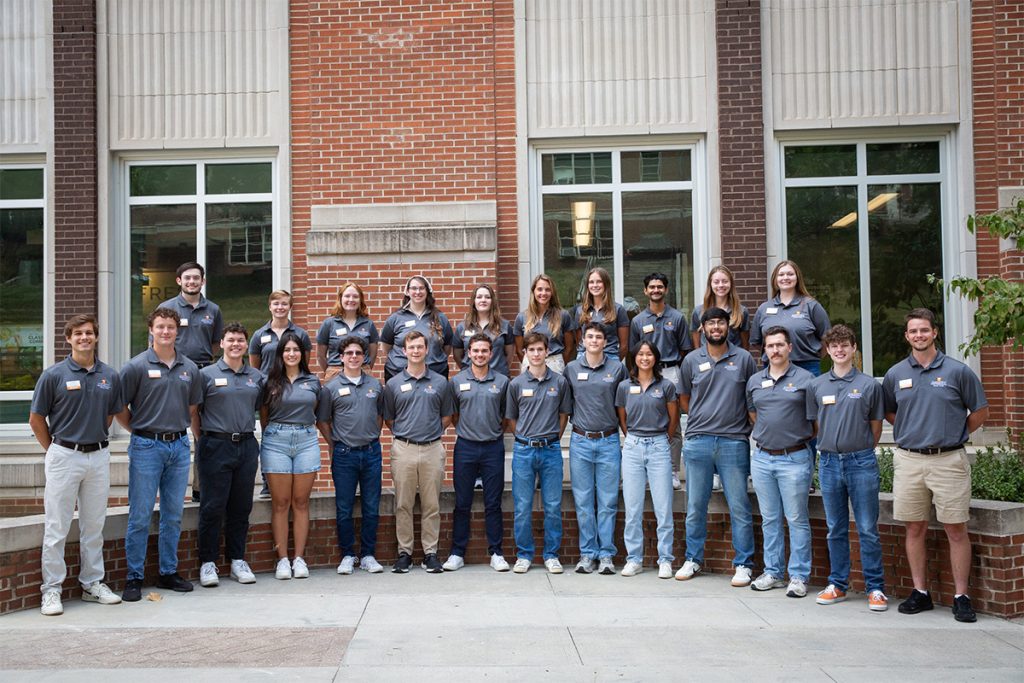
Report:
770,260,813,300
524,274,563,338
702,265,744,330
579,267,615,326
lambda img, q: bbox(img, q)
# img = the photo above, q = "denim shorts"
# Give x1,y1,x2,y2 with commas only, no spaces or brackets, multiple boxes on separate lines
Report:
260,423,321,474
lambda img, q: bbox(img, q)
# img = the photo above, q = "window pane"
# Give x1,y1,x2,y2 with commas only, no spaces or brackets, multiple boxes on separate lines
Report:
867,142,940,175
205,203,273,338
0,168,44,200
621,150,690,183
868,184,944,375
205,163,272,195
622,191,693,315
542,193,613,309
784,145,857,178
541,153,613,185
130,165,196,197
0,400,31,424
130,204,198,355
0,208,45,402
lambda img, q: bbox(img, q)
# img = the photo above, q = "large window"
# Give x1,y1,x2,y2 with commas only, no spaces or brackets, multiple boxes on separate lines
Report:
0,166,45,424
538,148,696,316
783,141,945,376
127,161,274,355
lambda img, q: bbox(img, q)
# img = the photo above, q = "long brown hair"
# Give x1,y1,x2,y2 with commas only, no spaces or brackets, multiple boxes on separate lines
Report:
399,275,444,340
330,282,369,318
702,265,744,330
524,274,563,338
770,260,813,300
579,267,615,326
463,284,505,337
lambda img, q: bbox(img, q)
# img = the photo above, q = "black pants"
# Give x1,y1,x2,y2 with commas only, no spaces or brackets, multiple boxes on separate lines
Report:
450,436,505,557
197,435,259,562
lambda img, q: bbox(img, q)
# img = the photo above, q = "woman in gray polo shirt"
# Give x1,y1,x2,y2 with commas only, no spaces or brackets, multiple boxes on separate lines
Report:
513,273,575,373
379,276,454,381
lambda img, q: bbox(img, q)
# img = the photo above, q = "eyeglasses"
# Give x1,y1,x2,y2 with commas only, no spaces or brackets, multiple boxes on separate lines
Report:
407,286,426,293
342,350,364,357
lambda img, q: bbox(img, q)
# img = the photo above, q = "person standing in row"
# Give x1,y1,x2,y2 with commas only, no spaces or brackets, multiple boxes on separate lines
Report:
380,276,453,382
565,322,626,575
444,333,511,572
31,314,124,616
452,284,515,378
117,307,202,602
690,265,749,350
249,290,312,371
572,267,629,361
194,323,264,588
514,274,575,373
319,336,386,576
317,283,379,381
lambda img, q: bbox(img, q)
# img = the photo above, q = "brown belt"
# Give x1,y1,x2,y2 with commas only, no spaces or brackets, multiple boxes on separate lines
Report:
758,442,810,456
571,426,618,439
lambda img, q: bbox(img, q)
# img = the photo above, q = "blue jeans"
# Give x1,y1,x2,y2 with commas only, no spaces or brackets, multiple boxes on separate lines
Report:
569,432,621,559
751,446,812,581
331,440,382,559
125,434,192,580
452,437,505,557
683,435,754,567
511,441,563,561
820,448,884,592
621,434,674,564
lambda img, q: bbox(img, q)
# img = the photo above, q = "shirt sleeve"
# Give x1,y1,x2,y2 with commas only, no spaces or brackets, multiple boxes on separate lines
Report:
749,305,765,347
740,306,751,332
107,372,126,415
316,318,331,346
367,320,380,344
120,362,141,410
29,371,54,417
452,324,466,351
628,318,641,354
188,365,204,406
678,358,693,397
440,380,457,418
615,381,628,409
805,382,818,422
512,313,525,338
299,328,313,352
504,383,520,420
381,383,397,421
810,300,831,339
248,327,263,356
380,315,397,345
211,309,224,344
316,385,333,423
663,380,677,402
562,310,575,333
958,365,988,412
557,376,573,414
615,304,629,329
866,381,885,421
678,315,693,352
439,313,454,346
881,370,897,414
745,378,756,413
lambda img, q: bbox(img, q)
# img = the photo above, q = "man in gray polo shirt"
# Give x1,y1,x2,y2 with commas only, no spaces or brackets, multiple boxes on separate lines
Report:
677,307,757,586
30,314,124,616
382,331,455,574
565,322,626,575
882,308,988,623
158,261,224,368
506,332,573,574
443,333,511,572
116,307,203,602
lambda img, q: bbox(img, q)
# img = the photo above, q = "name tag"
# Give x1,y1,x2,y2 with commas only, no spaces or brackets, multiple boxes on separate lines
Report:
577,372,589,381
698,362,711,372
822,395,836,405
213,377,227,387
335,328,345,336
148,369,162,379
180,318,189,327
260,334,272,344
459,383,471,392
400,383,413,393
522,389,534,397
899,378,913,390
464,330,473,336
339,387,351,397
766,307,778,315
642,323,654,333
629,386,641,394
404,320,415,328
761,379,774,388
65,380,81,391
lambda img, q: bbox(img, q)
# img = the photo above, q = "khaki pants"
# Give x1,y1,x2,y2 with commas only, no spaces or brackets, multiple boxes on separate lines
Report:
391,438,446,555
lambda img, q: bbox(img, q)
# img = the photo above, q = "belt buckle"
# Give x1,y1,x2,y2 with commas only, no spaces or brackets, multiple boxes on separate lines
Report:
230,432,242,442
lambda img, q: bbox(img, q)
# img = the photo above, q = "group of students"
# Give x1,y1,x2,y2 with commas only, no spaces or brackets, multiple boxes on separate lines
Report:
31,259,988,624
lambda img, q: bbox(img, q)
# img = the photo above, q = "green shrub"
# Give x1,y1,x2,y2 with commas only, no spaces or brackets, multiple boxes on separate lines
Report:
877,447,895,493
873,441,1024,503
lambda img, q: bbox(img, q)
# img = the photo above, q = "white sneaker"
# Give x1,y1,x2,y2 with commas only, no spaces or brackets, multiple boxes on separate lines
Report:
672,472,683,491
597,557,616,575
230,559,256,584
199,561,219,587
786,577,807,598
490,554,511,572
81,581,121,604
674,560,701,581
621,560,644,577
544,558,564,574
337,556,356,575
712,473,723,491
731,566,753,587
750,572,785,591
513,558,531,574
442,555,465,571
658,562,673,579
360,556,384,573
292,556,309,579
575,556,596,574
41,590,63,616
275,557,292,580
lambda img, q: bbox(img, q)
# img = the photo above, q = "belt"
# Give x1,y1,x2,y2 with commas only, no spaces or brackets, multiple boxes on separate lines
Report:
901,445,964,455
515,435,559,448
758,442,809,456
194,361,213,369
133,429,187,442
53,438,108,453
571,426,618,439
658,361,681,368
202,431,255,442
394,436,441,447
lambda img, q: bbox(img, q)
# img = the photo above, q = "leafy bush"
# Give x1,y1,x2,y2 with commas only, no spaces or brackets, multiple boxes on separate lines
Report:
874,441,1024,503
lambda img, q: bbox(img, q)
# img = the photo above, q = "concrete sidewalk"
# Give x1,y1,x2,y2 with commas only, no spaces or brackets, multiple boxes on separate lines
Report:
0,566,1020,682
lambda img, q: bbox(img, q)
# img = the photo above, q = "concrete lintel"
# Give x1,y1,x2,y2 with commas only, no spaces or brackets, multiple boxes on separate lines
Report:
310,200,498,230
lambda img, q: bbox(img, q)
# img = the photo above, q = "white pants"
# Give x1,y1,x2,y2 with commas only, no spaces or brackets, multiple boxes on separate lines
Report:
41,443,111,592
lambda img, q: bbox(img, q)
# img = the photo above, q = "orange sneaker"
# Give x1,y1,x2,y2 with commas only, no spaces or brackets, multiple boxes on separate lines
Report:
868,590,889,612
816,584,847,605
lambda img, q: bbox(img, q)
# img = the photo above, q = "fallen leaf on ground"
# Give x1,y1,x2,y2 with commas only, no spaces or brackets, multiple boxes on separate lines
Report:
146,592,162,602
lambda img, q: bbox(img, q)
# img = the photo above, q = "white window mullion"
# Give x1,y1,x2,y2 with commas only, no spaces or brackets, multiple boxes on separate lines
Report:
196,161,207,295
855,144,874,376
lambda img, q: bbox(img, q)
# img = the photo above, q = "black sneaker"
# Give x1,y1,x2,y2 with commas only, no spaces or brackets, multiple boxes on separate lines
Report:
952,595,977,623
157,572,194,592
259,484,271,500
392,552,413,573
421,553,443,573
192,490,201,503
898,589,934,614
122,578,143,602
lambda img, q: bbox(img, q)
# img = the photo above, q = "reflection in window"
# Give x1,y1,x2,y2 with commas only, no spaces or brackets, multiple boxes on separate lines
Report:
206,202,273,339
542,194,613,307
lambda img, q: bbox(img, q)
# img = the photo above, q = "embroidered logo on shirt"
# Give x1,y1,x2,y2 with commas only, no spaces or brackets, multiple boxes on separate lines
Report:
651,388,664,398
930,377,948,388
724,362,739,372
546,386,559,397
96,378,112,390
602,373,617,383
783,382,798,393
246,378,257,387
423,384,437,395
792,311,803,319
665,320,674,329
200,315,214,326
488,384,502,394
847,388,862,400
178,371,190,382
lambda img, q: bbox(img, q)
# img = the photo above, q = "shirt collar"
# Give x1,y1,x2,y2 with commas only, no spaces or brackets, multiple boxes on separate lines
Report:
579,354,608,370
827,367,857,383
215,358,251,375
145,347,184,369
908,349,946,369
526,368,553,383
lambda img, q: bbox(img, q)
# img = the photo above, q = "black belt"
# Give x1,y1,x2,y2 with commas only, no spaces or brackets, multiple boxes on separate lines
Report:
394,436,442,447
133,429,187,442
202,431,255,442
194,361,213,369
572,426,617,439
758,442,809,456
901,445,964,455
515,435,559,448
53,438,108,453
658,361,681,368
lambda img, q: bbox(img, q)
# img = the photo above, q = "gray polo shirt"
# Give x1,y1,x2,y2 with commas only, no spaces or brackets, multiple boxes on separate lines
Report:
380,308,454,375
690,303,750,348
745,364,816,450
565,354,626,432
198,360,264,434
382,369,455,442
615,377,678,437
512,309,576,358
120,349,202,433
249,321,312,370
31,356,123,444
812,368,884,453
680,343,756,440
453,320,513,377
628,305,692,363
450,368,509,442
749,295,830,363
316,315,379,367
158,293,224,364
882,351,987,450
572,303,630,357
265,372,330,425
506,368,572,439
323,372,384,447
